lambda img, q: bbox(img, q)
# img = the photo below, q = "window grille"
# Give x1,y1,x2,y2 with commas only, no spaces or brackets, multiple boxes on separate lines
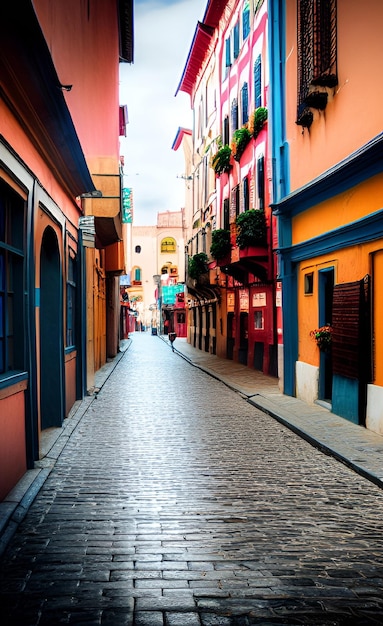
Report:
297,0,337,124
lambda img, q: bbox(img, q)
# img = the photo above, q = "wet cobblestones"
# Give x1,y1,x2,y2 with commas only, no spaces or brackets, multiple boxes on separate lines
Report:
1,333,383,624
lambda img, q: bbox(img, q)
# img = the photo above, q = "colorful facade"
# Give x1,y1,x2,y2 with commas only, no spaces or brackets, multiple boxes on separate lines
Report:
270,0,383,430
127,212,186,335
0,1,133,500
177,0,280,376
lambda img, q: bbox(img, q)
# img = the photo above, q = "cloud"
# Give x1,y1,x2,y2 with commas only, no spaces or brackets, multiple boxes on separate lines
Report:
119,0,207,225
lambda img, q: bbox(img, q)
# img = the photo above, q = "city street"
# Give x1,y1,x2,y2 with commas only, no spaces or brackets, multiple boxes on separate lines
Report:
1,332,383,625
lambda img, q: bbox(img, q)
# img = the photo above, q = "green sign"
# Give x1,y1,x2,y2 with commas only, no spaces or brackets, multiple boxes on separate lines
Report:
122,187,133,223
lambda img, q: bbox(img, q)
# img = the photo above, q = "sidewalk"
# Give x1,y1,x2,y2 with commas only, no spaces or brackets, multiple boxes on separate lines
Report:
0,339,132,556
167,335,383,489
1,333,383,558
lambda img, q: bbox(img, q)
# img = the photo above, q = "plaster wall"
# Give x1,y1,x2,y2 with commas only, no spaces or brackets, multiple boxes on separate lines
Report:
285,0,383,192
366,385,383,435
296,361,319,405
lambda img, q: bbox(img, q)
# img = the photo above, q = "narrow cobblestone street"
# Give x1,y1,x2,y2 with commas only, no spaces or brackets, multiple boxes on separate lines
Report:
1,333,383,625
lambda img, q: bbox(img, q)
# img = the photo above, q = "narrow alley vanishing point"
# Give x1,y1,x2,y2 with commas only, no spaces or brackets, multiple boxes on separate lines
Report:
1,333,383,625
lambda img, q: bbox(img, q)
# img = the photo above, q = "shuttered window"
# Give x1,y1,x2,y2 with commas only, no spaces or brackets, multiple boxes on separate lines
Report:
231,98,238,132
254,55,262,108
297,0,338,122
332,277,371,381
241,82,249,125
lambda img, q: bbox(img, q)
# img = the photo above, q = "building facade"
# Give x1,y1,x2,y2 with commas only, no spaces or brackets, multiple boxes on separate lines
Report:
127,211,186,336
176,0,280,376
0,1,133,500
270,0,383,430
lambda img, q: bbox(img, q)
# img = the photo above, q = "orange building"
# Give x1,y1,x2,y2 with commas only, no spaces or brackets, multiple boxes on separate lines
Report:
270,0,383,430
0,2,133,500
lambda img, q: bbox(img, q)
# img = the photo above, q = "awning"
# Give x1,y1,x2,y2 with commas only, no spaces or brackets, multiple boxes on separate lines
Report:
94,215,122,248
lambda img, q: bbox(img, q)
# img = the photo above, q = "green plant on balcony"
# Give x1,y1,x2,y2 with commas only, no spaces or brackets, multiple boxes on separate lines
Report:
210,229,231,261
231,127,252,161
211,144,232,175
236,209,267,249
188,252,209,280
248,106,268,138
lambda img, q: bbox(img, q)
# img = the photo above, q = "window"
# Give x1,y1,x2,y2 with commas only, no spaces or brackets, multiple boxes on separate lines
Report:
242,1,250,40
223,198,230,230
66,252,76,347
257,156,265,210
0,180,25,374
132,267,142,284
231,185,240,221
243,176,250,212
304,272,314,295
297,0,337,123
241,83,249,125
231,98,238,133
254,55,262,108
225,37,231,68
161,237,176,253
254,310,264,329
135,245,141,253
233,22,240,59
223,116,230,146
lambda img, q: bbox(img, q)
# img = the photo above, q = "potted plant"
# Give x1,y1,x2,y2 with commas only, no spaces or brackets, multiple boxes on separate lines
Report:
310,325,333,352
210,229,231,261
211,145,232,175
188,252,209,280
248,107,268,139
236,209,267,249
231,127,252,161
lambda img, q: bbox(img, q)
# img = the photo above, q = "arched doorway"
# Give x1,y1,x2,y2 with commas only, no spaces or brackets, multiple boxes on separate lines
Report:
40,227,64,429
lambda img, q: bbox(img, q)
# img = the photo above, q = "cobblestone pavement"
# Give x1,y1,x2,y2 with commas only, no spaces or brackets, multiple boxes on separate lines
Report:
1,333,383,625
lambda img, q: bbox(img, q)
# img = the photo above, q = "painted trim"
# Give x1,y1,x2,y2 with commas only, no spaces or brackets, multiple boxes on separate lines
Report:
278,209,383,263
272,132,383,217
0,371,28,392
269,0,289,204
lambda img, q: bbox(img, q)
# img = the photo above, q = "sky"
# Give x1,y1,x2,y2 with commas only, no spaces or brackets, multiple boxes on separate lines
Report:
119,0,208,226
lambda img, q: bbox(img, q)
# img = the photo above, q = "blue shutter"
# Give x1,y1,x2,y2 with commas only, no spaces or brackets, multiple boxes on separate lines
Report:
241,83,249,124
254,55,262,108
225,38,231,67
233,23,240,59
231,99,238,132
242,2,250,40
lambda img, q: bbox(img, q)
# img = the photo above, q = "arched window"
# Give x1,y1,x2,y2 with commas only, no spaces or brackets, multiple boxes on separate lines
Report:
135,245,141,253
161,237,176,253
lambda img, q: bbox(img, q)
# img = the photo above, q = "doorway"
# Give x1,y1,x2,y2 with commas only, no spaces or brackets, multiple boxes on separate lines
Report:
40,227,64,429
227,312,235,359
318,267,334,403
239,312,248,365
